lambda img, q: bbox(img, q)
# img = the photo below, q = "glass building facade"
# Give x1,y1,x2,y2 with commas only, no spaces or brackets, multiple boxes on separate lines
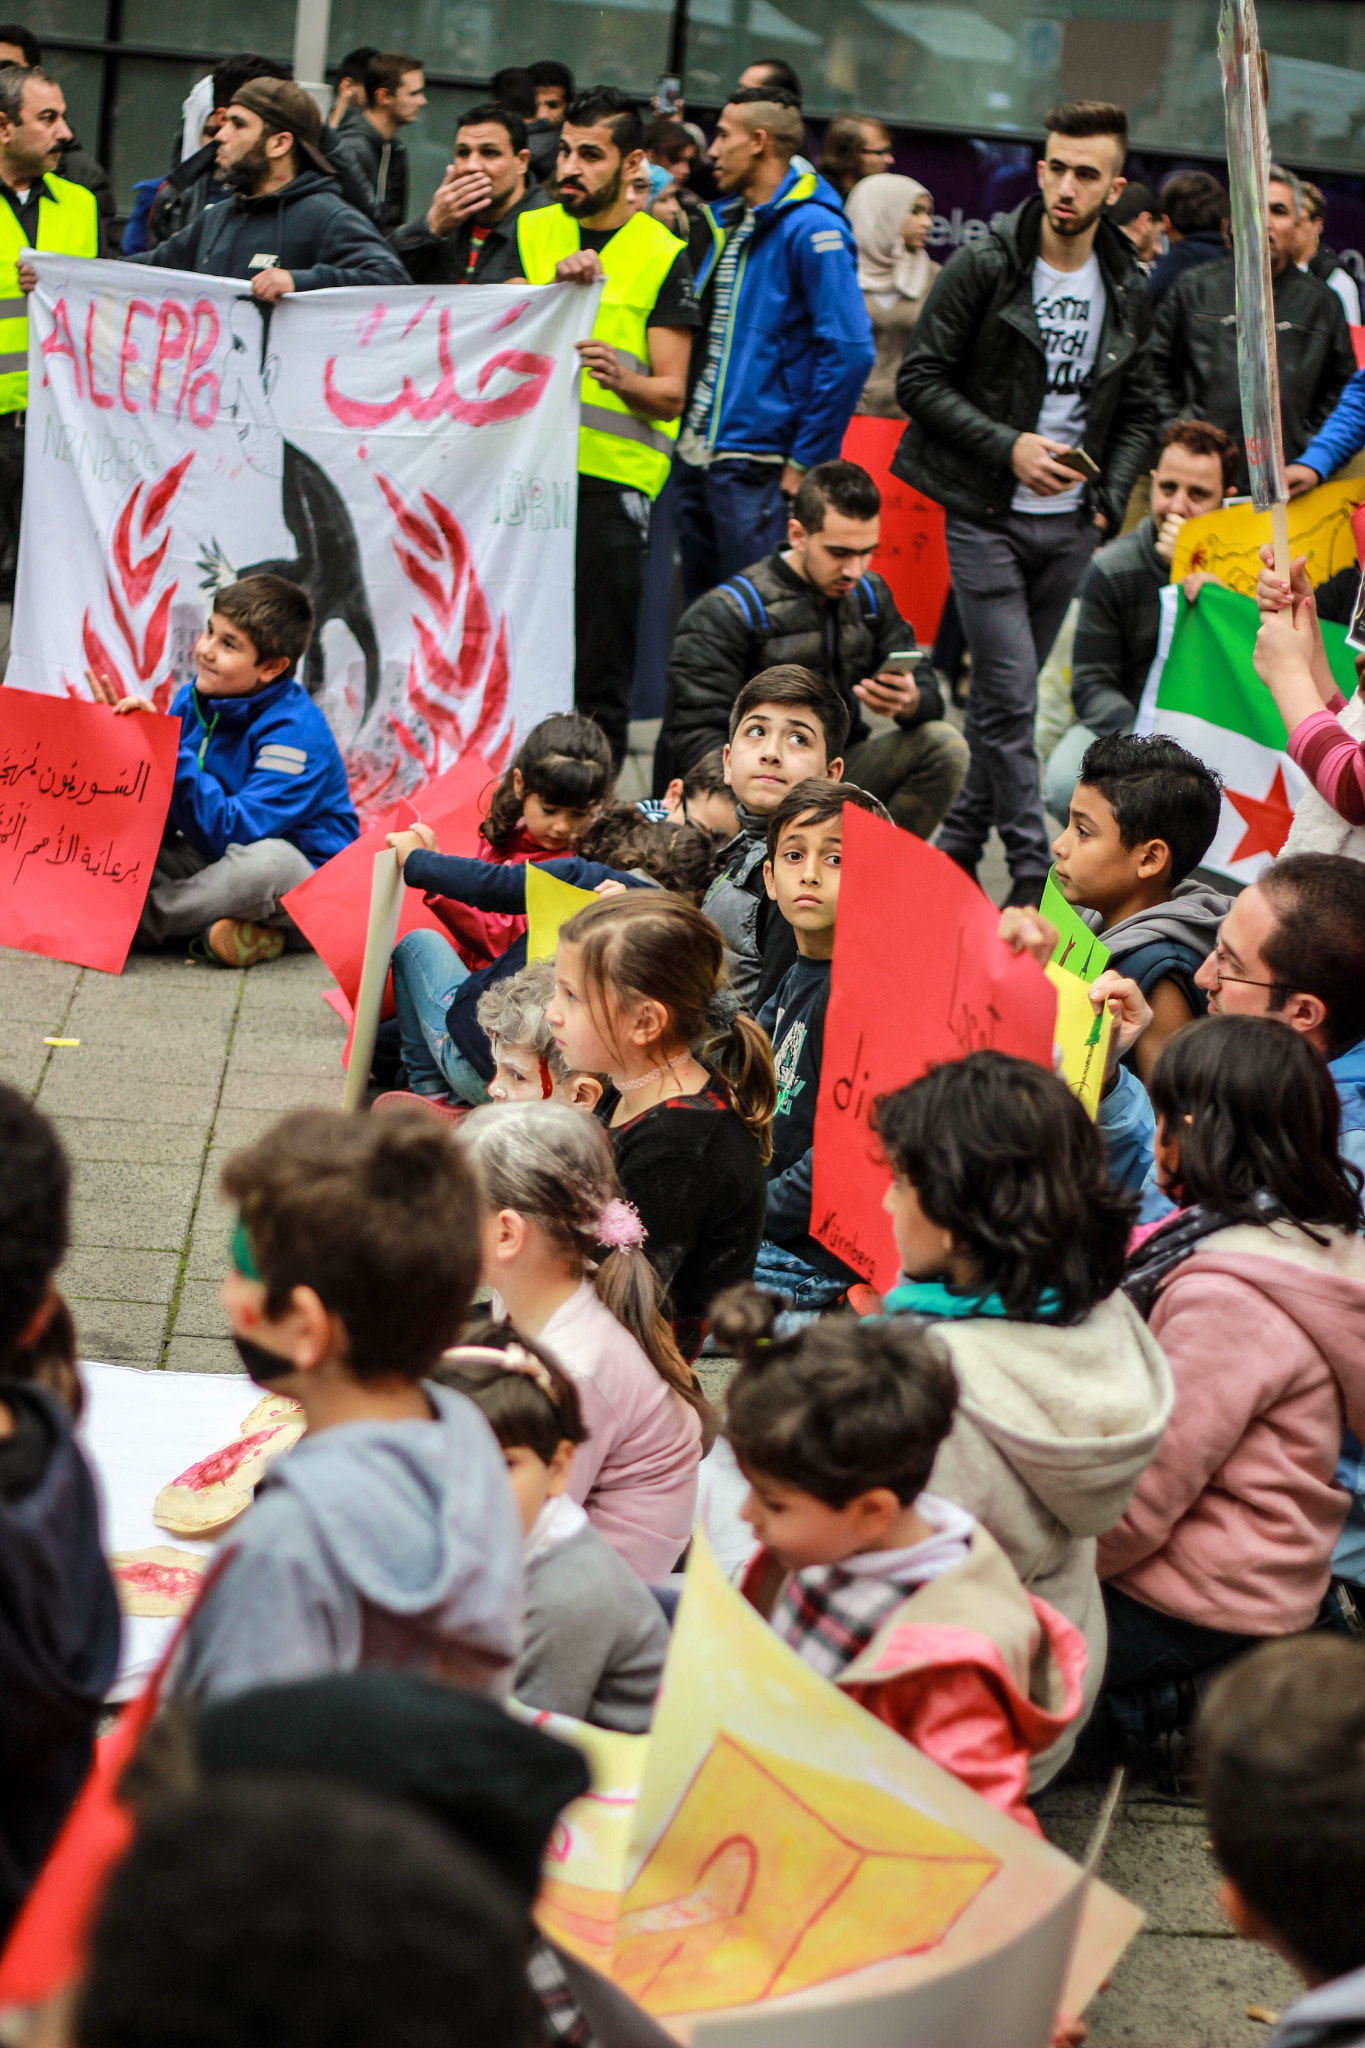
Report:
24,0,1365,223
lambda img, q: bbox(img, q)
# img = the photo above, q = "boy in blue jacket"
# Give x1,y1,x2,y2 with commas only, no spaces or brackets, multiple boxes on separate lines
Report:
96,573,358,966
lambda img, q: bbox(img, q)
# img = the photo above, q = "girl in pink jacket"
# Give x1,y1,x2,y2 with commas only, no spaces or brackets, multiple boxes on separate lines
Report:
1098,1014,1365,1743
720,1285,1086,1835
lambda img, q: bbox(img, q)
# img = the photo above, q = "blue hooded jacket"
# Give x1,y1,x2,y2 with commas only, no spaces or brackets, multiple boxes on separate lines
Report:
1297,364,1365,482
693,163,873,469
168,674,358,866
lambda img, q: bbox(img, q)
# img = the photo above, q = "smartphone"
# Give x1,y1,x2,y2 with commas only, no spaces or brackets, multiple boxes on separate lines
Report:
1053,446,1101,483
879,649,922,675
653,73,682,115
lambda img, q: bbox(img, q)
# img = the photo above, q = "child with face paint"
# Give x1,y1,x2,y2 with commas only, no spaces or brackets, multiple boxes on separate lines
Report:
171,1107,524,1706
476,960,604,1110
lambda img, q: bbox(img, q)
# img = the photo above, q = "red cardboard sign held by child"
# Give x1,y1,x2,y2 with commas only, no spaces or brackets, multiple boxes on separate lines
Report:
0,686,178,973
283,750,494,1013
811,811,1058,1292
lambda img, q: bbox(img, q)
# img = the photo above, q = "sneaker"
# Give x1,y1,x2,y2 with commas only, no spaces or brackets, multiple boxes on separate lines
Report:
371,1090,469,1127
203,919,286,968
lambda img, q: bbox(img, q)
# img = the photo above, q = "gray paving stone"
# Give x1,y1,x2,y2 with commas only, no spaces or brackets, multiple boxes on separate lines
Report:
0,1038,47,1091
169,1277,231,1339
70,1159,202,1208
61,1246,181,1304
209,1106,294,1151
51,1115,211,1164
162,1333,245,1374
218,1070,345,1112
37,1076,223,1123
69,1194,195,1253
72,1299,167,1366
0,986,80,1024
1083,1932,1302,2047
225,1036,347,1079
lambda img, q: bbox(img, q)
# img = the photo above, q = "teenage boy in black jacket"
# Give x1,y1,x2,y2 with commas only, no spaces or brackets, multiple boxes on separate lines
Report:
894,99,1156,908
392,104,549,285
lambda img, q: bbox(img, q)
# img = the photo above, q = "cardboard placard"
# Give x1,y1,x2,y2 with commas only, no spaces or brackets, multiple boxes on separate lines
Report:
0,687,178,973
811,812,1057,1291
1046,962,1112,1118
1041,872,1111,983
525,863,596,961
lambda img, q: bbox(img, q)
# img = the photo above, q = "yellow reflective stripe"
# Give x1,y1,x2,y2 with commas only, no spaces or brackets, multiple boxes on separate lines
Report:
579,403,678,456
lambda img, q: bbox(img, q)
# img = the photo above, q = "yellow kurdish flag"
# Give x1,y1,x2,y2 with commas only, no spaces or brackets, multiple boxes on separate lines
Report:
1045,963,1112,1119
525,864,596,961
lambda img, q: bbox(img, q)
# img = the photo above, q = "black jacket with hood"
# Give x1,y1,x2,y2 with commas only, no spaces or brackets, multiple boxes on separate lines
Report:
131,166,408,289
147,130,383,250
892,194,1157,532
332,106,410,235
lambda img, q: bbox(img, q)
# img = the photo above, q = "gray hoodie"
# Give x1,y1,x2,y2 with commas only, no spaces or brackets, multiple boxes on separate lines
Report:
925,1292,1174,1786
171,1384,524,1705
1079,875,1232,995
1269,1962,1365,2048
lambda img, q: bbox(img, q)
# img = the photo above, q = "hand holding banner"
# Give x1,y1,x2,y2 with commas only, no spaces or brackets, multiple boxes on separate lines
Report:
0,688,177,972
811,813,1058,1291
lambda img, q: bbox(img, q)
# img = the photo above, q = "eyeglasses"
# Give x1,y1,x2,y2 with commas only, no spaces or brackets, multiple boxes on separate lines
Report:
1207,943,1282,991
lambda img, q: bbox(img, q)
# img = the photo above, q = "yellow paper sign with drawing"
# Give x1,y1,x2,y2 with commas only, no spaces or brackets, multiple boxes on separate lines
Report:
532,1531,1134,2028
1046,962,1112,1118
525,864,597,962
1171,477,1365,597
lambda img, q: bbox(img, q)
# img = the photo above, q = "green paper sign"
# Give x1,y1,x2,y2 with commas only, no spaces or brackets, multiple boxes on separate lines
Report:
1041,872,1111,984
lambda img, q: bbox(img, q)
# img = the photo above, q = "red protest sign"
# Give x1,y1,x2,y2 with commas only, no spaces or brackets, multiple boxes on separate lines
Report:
811,811,1058,1292
283,750,493,1010
0,688,177,973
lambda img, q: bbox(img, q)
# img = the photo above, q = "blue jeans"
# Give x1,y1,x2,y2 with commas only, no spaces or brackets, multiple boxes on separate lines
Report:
675,457,789,608
389,930,491,1105
752,1240,850,1330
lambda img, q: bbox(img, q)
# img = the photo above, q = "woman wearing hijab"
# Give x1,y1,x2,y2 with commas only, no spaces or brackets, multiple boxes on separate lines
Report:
846,173,939,417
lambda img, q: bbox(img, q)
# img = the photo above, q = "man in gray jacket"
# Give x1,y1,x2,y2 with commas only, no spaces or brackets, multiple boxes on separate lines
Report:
332,50,425,234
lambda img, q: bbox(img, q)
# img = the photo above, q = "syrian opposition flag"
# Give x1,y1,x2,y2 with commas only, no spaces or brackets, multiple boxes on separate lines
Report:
1134,582,1358,884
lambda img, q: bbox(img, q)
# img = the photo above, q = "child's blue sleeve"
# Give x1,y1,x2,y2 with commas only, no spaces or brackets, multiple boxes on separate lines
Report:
1097,1065,1174,1224
170,730,343,862
401,851,655,905
763,1147,814,1241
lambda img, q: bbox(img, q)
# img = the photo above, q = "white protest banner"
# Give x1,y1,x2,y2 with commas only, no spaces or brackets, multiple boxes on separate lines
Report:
7,255,596,818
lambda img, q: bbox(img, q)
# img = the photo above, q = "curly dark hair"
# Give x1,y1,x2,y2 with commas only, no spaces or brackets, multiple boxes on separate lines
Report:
0,1083,70,1365
1149,1013,1363,1236
714,1283,958,1507
873,1052,1136,1323
480,713,613,851
576,803,727,901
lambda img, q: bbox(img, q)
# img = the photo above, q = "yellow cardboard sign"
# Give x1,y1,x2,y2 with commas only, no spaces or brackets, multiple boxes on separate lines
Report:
1171,476,1365,597
1045,962,1111,1118
525,863,597,962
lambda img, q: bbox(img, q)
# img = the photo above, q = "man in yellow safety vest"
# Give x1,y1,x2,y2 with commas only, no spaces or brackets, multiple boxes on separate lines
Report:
0,63,98,598
513,85,700,766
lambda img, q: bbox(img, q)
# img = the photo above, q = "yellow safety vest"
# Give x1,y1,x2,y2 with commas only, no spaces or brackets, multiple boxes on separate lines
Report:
0,173,98,414
516,204,683,498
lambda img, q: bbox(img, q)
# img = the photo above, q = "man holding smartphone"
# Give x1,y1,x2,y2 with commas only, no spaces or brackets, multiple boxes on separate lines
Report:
894,99,1156,906
392,103,548,284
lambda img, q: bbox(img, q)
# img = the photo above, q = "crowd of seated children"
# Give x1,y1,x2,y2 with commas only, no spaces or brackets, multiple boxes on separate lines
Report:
1096,1015,1365,1744
1050,733,1229,1080
638,744,739,839
93,574,358,969
547,891,774,1359
717,1283,1086,1833
461,1100,704,1580
701,664,849,1010
436,1334,670,1729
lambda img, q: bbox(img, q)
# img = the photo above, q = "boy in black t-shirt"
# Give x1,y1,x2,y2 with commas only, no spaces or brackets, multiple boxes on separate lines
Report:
754,779,888,1314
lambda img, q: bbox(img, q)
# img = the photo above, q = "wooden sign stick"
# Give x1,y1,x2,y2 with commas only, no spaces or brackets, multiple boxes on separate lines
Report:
341,847,404,1114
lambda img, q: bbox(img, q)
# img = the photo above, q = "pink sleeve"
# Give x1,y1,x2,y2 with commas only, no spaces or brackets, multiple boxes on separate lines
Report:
563,1376,616,1505
1288,707,1365,826
867,1670,1040,1834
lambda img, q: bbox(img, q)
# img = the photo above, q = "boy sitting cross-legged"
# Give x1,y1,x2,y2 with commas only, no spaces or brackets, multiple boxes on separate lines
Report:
755,777,889,1314
168,1107,523,1705
1049,732,1228,1081
93,573,358,968
702,664,848,1012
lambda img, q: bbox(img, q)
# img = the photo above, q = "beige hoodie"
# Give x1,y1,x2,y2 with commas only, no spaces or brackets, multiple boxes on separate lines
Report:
925,1290,1174,1784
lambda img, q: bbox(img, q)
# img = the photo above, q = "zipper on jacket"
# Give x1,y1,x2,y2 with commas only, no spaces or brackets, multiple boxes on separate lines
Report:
195,698,220,768
706,238,753,455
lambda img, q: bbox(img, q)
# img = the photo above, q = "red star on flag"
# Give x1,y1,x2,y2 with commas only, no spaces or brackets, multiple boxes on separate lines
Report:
1225,764,1295,863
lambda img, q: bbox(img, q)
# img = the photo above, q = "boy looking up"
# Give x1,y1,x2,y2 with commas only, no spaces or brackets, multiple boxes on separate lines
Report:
95,573,358,967
1050,732,1227,1080
1198,1637,1365,2048
169,1109,523,1705
702,664,846,1010
755,779,888,1312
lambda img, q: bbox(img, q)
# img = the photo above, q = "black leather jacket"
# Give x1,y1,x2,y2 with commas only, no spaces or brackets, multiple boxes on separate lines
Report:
892,195,1157,531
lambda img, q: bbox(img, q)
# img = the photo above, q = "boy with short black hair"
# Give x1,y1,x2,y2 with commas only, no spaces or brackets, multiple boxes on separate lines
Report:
1198,1635,1365,2048
755,778,888,1313
1050,731,1229,1079
638,745,739,838
94,572,358,968
169,1107,522,1705
702,663,848,1010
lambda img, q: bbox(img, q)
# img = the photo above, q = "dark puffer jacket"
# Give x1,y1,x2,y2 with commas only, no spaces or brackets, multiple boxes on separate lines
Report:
892,194,1157,532
1151,256,1355,495
332,109,410,234
661,548,943,774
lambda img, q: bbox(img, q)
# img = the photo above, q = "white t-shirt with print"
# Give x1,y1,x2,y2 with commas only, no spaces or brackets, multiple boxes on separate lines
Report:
1013,249,1104,515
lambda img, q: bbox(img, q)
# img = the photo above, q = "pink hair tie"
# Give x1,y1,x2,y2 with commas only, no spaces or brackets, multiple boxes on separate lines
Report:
598,1197,647,1250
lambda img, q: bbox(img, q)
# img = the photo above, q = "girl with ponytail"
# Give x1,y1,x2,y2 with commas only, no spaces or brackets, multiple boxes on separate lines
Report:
545,893,774,1359
461,1102,703,1580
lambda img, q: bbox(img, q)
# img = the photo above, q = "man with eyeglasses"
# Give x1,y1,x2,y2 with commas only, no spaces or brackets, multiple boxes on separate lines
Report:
1192,851,1365,1179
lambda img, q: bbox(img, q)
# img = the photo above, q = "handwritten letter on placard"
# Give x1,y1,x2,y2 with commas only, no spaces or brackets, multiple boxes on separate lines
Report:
0,688,177,972
811,812,1058,1292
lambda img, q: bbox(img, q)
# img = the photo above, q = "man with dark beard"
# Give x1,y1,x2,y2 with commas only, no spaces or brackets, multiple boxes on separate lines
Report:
508,85,700,765
132,77,406,295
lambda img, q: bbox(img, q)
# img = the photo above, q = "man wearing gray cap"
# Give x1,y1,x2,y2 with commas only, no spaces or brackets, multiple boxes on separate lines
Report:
131,77,406,296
